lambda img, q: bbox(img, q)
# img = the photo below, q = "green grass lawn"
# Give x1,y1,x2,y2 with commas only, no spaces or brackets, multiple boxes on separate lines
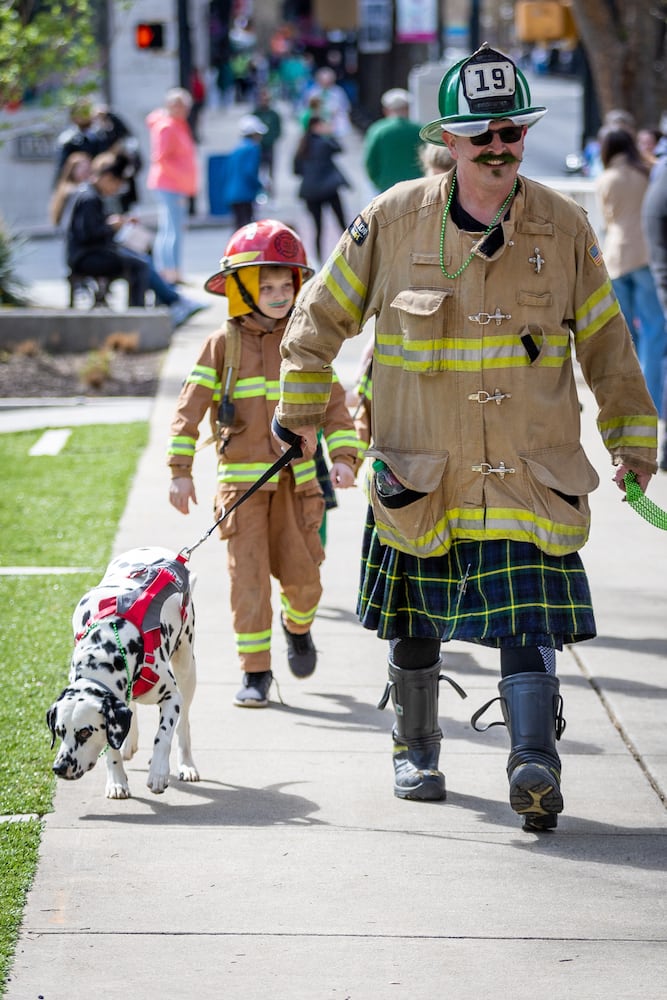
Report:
0,422,148,995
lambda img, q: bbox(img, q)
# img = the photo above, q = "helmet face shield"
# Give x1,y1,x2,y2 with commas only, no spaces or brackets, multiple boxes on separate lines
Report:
419,43,546,145
205,219,314,297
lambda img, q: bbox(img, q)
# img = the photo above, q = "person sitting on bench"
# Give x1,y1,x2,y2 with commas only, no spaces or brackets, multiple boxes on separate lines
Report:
65,151,205,327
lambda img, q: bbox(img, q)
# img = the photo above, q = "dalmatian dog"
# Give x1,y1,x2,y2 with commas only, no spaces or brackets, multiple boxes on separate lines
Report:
46,546,199,799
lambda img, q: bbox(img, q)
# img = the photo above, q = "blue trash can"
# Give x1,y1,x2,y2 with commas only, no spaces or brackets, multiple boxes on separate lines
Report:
208,154,231,216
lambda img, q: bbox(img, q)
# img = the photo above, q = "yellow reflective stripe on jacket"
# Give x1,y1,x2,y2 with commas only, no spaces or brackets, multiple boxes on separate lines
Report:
280,594,318,627
373,505,589,558
233,376,280,400
575,278,620,342
322,250,366,323
599,414,658,450
236,629,272,655
218,459,318,486
325,428,361,453
280,369,332,405
292,460,317,486
187,363,219,392
219,462,281,484
168,435,196,457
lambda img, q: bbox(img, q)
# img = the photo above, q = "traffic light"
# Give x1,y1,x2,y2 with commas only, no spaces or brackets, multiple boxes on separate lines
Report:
135,22,165,50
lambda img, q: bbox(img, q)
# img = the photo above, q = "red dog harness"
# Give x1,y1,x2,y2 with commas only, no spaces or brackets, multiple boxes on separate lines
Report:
75,554,190,697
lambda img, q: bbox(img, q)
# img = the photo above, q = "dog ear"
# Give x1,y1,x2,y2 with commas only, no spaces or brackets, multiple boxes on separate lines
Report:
46,705,58,749
102,695,133,750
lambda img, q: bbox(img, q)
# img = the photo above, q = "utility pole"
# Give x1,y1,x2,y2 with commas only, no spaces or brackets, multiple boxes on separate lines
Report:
177,0,192,89
469,0,481,52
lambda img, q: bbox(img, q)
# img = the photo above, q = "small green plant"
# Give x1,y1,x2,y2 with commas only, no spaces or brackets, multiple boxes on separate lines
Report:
0,220,29,307
79,348,112,389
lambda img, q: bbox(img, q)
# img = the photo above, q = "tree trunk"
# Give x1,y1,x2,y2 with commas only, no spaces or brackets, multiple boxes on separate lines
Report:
570,0,667,128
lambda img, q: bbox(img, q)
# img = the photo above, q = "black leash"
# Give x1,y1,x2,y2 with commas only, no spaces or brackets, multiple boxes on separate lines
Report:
179,418,303,560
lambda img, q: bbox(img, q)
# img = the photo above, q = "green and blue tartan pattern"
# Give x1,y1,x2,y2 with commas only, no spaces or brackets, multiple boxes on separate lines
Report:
357,508,596,648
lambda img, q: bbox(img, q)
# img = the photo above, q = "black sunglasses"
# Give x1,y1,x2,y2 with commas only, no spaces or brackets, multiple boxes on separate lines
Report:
469,125,524,146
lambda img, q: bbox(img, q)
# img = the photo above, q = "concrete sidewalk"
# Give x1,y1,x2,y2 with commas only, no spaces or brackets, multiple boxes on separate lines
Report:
6,104,667,999
7,309,667,1000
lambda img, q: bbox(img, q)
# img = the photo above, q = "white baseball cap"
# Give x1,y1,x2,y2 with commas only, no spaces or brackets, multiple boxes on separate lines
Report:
239,114,269,137
381,88,412,111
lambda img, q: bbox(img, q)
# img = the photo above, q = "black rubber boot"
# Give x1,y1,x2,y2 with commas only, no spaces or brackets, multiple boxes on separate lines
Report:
378,660,466,802
499,672,565,832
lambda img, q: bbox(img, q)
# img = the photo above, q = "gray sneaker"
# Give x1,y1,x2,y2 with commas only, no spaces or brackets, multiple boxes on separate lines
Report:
170,297,207,329
234,670,273,707
281,620,317,678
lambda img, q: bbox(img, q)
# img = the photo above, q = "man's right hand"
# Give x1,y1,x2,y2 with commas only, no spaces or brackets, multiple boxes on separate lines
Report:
169,477,197,514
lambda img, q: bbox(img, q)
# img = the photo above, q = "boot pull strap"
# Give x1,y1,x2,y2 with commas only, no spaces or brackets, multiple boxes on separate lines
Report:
439,672,467,700
555,695,566,739
377,681,394,711
470,695,506,732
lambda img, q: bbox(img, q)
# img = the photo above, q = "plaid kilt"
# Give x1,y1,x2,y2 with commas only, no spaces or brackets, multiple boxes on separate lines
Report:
357,507,596,649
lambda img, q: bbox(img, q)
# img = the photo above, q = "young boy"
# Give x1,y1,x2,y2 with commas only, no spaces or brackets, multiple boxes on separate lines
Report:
167,220,362,706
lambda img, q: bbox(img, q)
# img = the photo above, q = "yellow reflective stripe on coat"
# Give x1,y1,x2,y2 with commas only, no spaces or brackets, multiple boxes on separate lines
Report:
291,460,317,486
233,376,280,400
321,250,366,323
219,462,281,485
236,629,272,655
186,364,219,391
280,369,332,406
168,435,196,457
598,414,658,450
375,331,571,372
373,505,589,558
575,279,620,342
218,459,318,486
280,595,318,627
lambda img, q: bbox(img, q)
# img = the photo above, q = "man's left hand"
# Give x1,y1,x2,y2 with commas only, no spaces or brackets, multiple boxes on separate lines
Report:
613,464,652,495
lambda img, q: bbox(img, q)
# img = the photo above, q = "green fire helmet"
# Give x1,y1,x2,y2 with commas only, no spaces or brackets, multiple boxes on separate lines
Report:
419,42,547,145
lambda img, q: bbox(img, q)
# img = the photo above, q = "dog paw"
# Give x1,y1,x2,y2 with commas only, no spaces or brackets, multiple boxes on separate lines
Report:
179,763,200,782
146,772,170,794
106,782,131,799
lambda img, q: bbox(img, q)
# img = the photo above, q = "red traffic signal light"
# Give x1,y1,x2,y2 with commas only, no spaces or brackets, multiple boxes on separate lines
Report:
135,22,164,50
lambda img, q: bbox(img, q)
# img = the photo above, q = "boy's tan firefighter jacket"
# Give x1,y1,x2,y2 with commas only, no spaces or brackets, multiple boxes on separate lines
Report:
275,171,658,558
168,312,362,493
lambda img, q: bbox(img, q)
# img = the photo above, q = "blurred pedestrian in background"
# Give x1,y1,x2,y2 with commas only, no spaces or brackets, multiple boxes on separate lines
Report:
53,98,105,182
302,67,351,140
225,114,268,228
596,126,666,410
49,152,92,230
92,103,142,212
293,116,349,263
252,87,283,195
418,142,454,177
66,151,205,327
642,160,667,469
188,67,207,144
145,88,199,285
363,89,423,192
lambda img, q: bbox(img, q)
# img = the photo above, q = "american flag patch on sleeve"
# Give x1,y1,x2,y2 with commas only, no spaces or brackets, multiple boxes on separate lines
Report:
588,242,602,265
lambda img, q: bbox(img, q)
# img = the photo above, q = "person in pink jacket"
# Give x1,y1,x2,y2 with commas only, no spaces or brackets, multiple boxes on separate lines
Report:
146,88,199,284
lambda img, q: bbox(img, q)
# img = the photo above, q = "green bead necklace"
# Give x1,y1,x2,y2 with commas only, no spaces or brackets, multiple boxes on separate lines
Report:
439,172,518,279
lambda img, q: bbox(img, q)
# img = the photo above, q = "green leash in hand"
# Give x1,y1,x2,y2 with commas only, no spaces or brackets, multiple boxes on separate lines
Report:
624,472,667,530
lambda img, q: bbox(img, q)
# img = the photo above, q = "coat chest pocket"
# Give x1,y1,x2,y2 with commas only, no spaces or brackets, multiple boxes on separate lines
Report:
389,288,454,372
